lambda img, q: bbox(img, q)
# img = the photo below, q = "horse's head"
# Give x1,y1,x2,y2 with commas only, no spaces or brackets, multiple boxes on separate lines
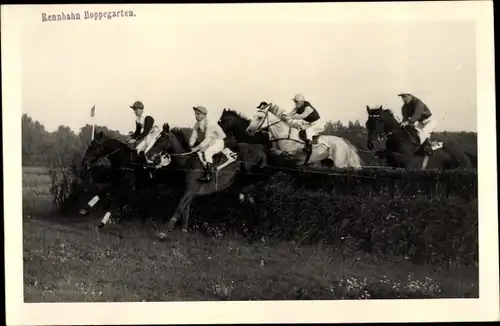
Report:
365,105,400,150
81,131,125,168
246,102,281,136
365,105,385,150
218,108,249,136
147,123,176,168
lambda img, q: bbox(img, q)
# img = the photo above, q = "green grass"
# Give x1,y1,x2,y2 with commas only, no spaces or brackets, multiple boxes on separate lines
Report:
23,165,53,216
22,166,478,301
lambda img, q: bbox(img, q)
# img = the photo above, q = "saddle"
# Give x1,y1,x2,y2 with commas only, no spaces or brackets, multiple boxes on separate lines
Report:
401,125,435,157
298,129,320,144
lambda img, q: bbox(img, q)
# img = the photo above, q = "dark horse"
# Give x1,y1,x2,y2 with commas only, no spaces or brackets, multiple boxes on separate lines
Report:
80,131,162,225
146,123,270,237
218,108,273,149
81,131,154,188
365,106,473,169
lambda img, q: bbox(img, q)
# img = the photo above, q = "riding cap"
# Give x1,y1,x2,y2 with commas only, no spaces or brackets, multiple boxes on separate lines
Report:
397,91,412,97
293,94,305,102
130,101,144,110
256,101,269,109
193,106,208,115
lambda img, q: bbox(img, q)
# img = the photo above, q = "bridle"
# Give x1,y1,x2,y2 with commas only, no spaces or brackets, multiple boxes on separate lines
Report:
84,141,122,171
149,130,197,164
252,104,307,144
368,110,412,140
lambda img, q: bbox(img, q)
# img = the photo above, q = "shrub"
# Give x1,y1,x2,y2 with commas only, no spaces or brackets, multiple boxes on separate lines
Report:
62,165,477,267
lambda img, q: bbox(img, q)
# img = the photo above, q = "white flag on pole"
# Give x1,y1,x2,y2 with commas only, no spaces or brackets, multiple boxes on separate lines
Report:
90,105,96,141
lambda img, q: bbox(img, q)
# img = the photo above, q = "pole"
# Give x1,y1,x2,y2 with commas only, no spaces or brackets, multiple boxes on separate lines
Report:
90,105,96,141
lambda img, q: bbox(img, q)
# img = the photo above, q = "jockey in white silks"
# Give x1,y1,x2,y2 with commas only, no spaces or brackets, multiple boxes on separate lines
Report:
189,105,233,182
397,91,438,156
127,101,162,162
281,94,324,153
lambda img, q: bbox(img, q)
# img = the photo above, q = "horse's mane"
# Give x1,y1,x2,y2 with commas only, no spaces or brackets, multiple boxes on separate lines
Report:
224,109,251,124
99,133,129,148
381,108,396,118
266,103,286,117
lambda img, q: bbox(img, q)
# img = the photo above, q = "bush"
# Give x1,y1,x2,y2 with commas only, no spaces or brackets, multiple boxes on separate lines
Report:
188,180,477,266
47,149,87,211
63,165,478,267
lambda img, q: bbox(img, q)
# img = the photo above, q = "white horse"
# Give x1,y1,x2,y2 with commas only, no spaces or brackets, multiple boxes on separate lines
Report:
246,103,362,169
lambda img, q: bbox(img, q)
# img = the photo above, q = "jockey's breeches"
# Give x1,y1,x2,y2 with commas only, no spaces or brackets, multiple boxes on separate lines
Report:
296,119,324,139
200,138,225,163
415,118,438,144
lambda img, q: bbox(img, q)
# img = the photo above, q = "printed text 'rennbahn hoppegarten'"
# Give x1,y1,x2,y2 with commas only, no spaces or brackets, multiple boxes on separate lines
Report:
41,10,136,22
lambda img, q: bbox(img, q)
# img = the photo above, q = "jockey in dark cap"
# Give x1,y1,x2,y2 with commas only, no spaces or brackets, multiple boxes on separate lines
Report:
127,101,162,162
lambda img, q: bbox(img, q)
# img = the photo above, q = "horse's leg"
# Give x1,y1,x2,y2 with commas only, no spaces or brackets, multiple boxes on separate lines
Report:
167,192,196,231
390,152,411,169
240,183,257,204
181,202,191,233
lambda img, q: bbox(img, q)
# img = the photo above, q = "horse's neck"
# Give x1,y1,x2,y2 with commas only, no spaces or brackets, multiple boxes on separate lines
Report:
109,145,132,167
231,122,248,137
267,115,293,138
169,135,191,166
383,116,400,134
231,118,250,134
383,116,409,143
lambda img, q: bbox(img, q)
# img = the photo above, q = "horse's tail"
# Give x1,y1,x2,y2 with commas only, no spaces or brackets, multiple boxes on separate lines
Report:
442,140,473,169
341,138,363,169
464,151,478,169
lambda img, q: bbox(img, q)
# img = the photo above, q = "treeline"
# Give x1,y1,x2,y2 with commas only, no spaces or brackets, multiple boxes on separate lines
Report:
22,113,126,166
21,113,477,166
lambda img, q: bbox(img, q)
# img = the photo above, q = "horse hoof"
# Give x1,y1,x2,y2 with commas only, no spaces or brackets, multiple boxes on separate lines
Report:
181,228,188,233
248,196,255,204
158,232,168,240
239,193,245,202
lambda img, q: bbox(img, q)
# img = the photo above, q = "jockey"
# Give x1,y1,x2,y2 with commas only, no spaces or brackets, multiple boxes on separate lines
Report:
189,105,228,182
282,94,323,152
398,91,438,156
127,101,162,162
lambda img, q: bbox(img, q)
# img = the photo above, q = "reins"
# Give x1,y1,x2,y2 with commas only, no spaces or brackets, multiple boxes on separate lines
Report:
253,104,307,145
369,111,419,152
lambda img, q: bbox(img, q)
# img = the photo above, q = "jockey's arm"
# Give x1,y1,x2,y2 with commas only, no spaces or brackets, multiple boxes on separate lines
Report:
408,101,425,123
291,106,313,119
283,107,298,119
136,116,154,142
131,123,141,139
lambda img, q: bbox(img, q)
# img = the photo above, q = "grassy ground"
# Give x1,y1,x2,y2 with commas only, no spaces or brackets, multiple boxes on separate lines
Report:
22,166,478,301
22,166,53,216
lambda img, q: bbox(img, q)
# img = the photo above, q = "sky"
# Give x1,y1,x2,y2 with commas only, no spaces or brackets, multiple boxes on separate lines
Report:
20,5,478,134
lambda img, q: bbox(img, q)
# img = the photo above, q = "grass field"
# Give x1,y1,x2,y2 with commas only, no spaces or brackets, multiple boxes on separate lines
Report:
22,166,478,301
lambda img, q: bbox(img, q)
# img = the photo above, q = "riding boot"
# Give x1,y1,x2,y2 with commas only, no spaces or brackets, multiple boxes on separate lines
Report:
198,163,212,182
206,162,213,181
305,139,313,154
423,139,434,156
139,151,147,164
